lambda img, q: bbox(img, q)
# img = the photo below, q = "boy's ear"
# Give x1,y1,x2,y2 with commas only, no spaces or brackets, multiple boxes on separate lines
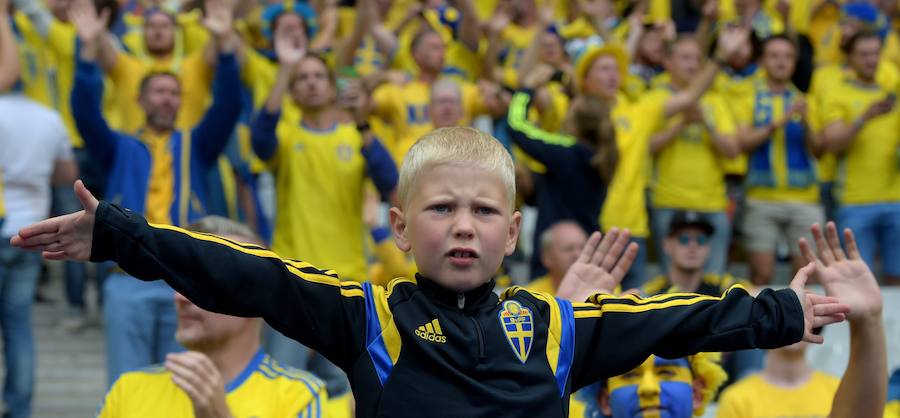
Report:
390,207,411,252
505,210,523,256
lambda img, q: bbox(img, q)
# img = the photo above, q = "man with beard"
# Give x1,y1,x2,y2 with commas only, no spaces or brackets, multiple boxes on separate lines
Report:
70,0,242,386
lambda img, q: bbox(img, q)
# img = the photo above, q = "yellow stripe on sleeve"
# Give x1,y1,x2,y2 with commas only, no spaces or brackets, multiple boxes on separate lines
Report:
571,285,749,318
367,283,403,365
148,223,365,298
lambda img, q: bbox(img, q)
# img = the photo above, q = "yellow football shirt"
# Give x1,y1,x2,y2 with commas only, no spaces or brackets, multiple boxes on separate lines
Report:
821,80,900,204
12,12,52,107
808,60,900,183
371,80,487,164
267,121,369,281
107,50,213,134
651,89,736,211
525,276,556,295
601,93,667,238
98,351,328,418
716,371,839,418
139,130,175,225
730,85,820,203
886,400,900,418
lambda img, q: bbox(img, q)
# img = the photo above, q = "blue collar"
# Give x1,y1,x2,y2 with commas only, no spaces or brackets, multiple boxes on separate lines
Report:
224,349,265,393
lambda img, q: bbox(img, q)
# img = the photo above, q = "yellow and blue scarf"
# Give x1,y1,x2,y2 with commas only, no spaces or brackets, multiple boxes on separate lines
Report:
748,81,815,188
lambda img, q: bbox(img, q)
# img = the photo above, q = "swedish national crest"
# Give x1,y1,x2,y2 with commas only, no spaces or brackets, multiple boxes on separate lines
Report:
498,300,534,363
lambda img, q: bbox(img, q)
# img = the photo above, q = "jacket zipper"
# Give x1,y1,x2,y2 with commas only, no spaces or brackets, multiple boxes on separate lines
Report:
469,317,486,360
459,292,486,360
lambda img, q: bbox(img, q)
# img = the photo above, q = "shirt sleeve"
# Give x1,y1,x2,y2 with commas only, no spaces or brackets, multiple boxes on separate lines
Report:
89,202,370,370
569,286,804,390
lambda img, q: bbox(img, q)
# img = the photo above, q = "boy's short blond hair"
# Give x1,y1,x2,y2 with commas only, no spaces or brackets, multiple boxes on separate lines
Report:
398,127,515,211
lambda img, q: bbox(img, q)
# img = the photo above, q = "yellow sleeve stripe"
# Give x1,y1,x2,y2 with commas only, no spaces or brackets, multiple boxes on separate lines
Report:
386,276,417,297
527,291,563,377
367,284,402,365
571,285,748,318
149,223,364,298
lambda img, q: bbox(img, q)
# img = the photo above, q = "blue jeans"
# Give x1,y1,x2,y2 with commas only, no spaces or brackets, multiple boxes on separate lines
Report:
264,326,350,397
103,273,183,386
620,237,648,290
837,203,900,277
651,208,731,275
0,240,40,418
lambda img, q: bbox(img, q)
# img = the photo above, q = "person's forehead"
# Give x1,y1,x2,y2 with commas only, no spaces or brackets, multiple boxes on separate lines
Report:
415,164,506,199
654,357,690,368
297,58,329,74
553,224,586,243
145,12,175,26
149,75,180,88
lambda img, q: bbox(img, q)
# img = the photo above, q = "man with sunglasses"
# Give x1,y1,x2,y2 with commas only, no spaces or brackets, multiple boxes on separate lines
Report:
642,211,763,383
642,211,751,297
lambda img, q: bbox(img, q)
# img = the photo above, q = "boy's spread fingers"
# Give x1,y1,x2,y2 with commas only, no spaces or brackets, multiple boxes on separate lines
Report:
797,238,819,265
610,243,639,281
592,228,617,264
812,313,846,329
807,294,840,304
843,228,862,260
810,223,835,264
813,302,851,316
804,333,825,344
824,222,846,261
599,234,627,271
577,232,602,264
43,251,68,260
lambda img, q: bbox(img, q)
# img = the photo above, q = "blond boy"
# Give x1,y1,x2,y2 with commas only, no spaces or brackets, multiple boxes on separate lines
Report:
11,127,848,417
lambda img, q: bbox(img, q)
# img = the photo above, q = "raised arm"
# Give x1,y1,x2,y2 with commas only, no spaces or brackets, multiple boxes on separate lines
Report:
334,0,373,69
69,0,116,71
70,7,118,170
12,0,52,37
505,88,578,169
569,254,849,389
0,0,20,92
251,27,306,161
449,0,481,52
191,0,243,166
797,223,886,418
663,25,749,117
10,182,369,369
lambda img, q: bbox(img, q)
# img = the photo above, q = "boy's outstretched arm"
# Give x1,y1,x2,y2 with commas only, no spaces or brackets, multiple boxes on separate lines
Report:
798,223,886,418
564,235,849,390
10,181,368,369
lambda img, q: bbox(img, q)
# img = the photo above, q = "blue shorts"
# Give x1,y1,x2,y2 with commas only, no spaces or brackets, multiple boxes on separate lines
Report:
837,203,900,277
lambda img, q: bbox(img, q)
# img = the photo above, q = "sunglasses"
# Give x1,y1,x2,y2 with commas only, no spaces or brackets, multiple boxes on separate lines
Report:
676,234,709,246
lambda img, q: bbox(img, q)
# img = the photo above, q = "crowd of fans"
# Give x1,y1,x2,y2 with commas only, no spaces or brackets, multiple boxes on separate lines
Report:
0,0,898,416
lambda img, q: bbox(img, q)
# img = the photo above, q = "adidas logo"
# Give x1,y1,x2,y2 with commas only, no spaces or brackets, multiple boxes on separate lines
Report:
415,318,447,344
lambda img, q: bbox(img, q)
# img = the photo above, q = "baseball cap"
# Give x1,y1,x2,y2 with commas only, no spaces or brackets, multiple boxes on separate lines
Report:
668,211,715,236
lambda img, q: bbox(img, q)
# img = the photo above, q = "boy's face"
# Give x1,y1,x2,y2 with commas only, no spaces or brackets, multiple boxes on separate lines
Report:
390,164,521,292
602,356,698,418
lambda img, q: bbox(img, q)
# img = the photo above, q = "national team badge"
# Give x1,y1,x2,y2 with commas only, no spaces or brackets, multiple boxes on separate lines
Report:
498,300,534,363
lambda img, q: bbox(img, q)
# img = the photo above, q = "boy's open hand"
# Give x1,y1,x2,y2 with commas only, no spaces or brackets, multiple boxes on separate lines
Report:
798,222,882,324
788,257,850,344
557,228,639,302
10,180,98,262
